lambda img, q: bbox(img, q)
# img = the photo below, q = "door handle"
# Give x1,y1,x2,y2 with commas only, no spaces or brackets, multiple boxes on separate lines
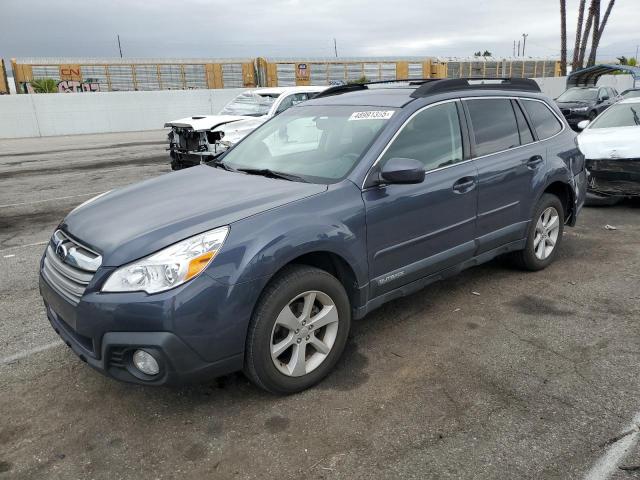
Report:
452,177,476,194
526,155,544,169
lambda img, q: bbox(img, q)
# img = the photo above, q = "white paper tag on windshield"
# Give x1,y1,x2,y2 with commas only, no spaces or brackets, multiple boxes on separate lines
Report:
348,110,395,121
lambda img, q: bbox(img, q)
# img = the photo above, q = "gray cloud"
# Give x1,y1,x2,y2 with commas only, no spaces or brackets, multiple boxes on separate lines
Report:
1,0,638,63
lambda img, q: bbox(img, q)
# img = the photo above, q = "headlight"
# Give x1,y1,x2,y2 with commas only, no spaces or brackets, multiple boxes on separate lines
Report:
101,226,229,294
571,107,589,112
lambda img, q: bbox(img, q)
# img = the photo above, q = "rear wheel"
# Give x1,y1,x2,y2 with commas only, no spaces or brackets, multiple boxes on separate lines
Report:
244,265,351,394
513,193,564,271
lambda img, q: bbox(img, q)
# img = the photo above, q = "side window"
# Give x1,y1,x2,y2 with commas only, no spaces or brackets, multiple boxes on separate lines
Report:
275,93,308,114
521,99,563,140
598,88,608,101
512,101,534,145
465,99,520,157
379,102,463,172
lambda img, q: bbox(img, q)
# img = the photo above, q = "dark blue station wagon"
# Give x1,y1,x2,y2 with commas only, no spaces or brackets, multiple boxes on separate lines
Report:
40,78,587,394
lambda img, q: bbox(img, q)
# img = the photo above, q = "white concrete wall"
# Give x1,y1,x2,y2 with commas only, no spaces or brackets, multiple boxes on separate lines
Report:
0,76,636,139
0,88,243,139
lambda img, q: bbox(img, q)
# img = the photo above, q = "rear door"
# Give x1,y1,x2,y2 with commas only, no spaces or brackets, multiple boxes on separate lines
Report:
363,100,479,297
464,97,544,254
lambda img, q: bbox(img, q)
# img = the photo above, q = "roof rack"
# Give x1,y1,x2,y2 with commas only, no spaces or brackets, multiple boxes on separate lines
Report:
313,78,436,98
410,78,540,97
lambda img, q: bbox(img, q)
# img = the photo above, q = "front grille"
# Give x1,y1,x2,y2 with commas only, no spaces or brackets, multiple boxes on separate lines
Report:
41,230,101,306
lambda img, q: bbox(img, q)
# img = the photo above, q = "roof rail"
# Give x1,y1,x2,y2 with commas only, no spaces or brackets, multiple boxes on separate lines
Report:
313,78,437,98
410,78,541,98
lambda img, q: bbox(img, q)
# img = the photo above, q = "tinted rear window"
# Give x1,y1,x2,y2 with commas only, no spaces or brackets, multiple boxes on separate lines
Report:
522,100,563,139
466,99,520,157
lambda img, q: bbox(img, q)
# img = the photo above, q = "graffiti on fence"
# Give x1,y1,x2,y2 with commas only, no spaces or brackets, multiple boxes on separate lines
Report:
58,80,100,93
19,79,101,93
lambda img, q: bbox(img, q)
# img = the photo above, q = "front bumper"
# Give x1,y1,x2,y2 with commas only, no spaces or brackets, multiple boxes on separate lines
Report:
561,112,589,128
39,267,260,385
586,159,640,197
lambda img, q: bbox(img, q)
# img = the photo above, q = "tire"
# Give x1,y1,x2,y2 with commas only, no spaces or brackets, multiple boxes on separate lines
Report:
244,265,351,394
512,193,565,271
585,191,622,206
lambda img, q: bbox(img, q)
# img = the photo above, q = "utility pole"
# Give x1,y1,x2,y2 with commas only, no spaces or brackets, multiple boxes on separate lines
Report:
636,44,639,62
117,34,123,58
522,33,528,57
518,40,521,57
513,40,516,57
333,38,338,58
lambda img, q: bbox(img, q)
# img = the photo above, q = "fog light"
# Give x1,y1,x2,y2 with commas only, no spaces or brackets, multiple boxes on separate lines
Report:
132,349,160,376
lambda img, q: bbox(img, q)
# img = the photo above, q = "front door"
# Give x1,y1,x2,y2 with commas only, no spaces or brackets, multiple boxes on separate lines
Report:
363,100,478,298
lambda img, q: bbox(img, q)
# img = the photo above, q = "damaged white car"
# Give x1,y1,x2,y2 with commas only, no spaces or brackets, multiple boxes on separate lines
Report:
165,86,327,170
577,97,640,205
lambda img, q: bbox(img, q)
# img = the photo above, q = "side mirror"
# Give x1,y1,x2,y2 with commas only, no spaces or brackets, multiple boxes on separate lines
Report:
577,120,590,130
380,157,425,184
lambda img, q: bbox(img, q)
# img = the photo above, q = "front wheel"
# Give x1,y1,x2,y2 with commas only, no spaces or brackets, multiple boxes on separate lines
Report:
244,265,351,394
513,193,565,271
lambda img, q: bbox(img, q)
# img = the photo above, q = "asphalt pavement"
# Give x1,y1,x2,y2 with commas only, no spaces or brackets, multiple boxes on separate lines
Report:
1,131,639,479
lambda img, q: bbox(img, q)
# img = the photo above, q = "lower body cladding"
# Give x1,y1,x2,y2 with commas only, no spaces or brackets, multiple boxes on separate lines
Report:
586,159,640,200
39,270,263,385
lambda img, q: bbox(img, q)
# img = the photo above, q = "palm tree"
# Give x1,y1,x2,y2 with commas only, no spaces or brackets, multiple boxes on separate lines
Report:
577,0,596,69
587,0,616,67
30,78,58,93
572,0,587,70
560,0,567,75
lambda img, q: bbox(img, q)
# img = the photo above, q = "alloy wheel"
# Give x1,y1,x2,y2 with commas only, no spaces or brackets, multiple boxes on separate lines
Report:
270,291,339,377
533,206,560,260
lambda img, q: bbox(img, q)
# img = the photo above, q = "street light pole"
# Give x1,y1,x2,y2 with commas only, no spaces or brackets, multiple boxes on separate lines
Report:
522,33,528,57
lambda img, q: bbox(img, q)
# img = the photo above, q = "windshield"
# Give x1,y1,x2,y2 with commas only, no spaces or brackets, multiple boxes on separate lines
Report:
589,103,640,128
219,92,280,117
218,105,396,183
621,90,640,99
557,88,598,102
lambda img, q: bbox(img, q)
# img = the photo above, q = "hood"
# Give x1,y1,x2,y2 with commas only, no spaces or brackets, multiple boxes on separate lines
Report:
578,126,640,160
213,117,268,144
62,166,327,266
164,115,251,131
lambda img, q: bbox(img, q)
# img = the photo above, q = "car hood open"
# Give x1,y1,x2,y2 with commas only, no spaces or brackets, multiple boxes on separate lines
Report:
62,166,327,266
164,115,254,132
578,126,640,159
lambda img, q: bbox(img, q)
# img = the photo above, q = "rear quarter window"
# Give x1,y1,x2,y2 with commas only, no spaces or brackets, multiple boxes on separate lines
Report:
521,100,563,140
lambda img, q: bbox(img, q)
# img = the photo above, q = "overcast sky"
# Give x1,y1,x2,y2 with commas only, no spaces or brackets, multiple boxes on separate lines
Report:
1,0,639,65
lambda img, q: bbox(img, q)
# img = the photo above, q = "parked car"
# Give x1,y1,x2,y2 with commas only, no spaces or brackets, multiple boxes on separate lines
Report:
165,86,326,170
40,78,586,394
555,86,619,129
576,97,640,205
620,88,640,100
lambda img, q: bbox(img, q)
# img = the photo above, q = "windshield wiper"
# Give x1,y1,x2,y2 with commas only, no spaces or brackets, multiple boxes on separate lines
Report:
236,168,308,183
206,157,238,172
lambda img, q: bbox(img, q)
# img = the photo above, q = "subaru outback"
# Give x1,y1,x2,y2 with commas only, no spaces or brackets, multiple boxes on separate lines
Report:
40,78,586,394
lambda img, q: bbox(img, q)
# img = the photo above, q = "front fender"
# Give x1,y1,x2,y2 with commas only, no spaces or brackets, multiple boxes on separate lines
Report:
205,181,368,288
